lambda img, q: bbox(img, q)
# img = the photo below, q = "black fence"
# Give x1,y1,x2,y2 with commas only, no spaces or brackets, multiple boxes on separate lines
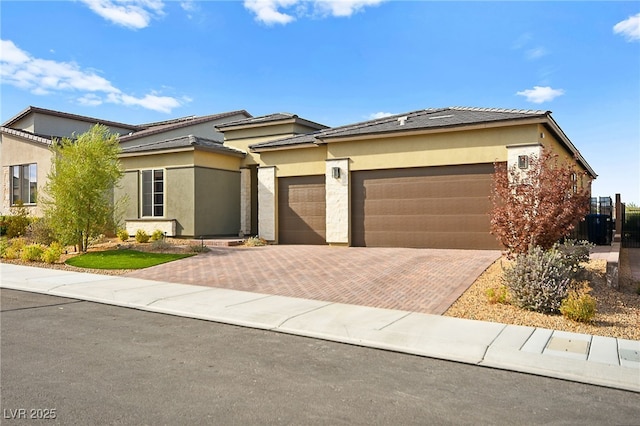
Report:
575,197,614,245
622,206,640,248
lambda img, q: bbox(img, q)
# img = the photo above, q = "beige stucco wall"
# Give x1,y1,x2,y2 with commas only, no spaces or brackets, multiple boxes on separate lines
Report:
0,134,52,216
258,146,328,177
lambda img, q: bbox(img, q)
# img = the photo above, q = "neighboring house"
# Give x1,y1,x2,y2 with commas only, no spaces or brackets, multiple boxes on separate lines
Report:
1,105,596,250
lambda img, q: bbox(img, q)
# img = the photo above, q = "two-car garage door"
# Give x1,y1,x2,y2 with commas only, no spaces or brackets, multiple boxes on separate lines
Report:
351,164,499,249
277,164,499,249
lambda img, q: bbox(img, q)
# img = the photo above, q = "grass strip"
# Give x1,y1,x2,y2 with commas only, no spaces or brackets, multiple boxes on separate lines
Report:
65,249,194,270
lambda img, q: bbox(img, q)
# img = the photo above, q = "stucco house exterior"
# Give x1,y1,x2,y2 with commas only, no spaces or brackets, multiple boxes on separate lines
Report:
1,105,596,250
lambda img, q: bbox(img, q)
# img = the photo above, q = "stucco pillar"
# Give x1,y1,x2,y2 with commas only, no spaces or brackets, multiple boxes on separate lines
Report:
240,168,252,236
506,143,542,178
2,167,9,214
325,158,350,245
257,166,276,241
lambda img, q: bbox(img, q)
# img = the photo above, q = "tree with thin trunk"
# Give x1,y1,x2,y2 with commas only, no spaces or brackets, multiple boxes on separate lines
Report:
43,124,125,252
490,148,590,255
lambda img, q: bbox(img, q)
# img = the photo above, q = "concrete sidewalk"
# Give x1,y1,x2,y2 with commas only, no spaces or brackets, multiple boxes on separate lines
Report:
1,263,638,393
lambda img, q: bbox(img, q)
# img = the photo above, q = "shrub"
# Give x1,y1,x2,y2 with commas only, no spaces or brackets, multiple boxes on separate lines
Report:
0,237,8,257
151,229,164,241
560,291,597,323
20,244,44,262
502,245,573,314
6,201,31,238
485,285,509,305
135,229,150,243
555,239,593,274
244,236,267,247
188,243,210,253
117,229,130,242
89,234,107,245
150,239,172,252
0,216,7,236
26,217,56,245
42,242,64,264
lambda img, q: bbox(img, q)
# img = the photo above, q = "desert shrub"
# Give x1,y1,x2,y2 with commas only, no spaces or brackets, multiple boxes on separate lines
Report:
42,242,64,264
151,229,164,241
502,245,573,314
188,243,210,253
560,291,597,323
26,217,56,245
0,216,8,236
117,229,130,242
485,285,509,305
20,244,44,262
244,236,267,247
3,237,26,259
135,229,150,243
555,239,593,274
150,239,172,252
0,237,8,257
6,201,31,238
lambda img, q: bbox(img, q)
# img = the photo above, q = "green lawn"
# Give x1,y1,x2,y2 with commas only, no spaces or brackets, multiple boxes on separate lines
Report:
65,249,194,269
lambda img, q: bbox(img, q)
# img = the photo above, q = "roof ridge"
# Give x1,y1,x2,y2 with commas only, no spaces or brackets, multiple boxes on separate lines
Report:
449,106,549,115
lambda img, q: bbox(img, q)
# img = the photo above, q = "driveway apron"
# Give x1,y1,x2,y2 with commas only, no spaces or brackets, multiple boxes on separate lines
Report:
126,246,501,315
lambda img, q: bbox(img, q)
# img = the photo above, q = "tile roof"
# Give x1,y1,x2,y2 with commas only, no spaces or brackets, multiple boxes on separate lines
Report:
121,134,246,157
118,110,251,142
2,106,141,132
0,126,54,146
249,107,549,150
216,112,328,130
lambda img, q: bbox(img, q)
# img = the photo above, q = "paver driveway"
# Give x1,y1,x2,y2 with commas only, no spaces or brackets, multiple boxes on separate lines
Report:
126,246,501,315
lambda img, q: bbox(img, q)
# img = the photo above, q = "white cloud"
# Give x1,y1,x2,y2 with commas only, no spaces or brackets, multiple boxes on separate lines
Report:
613,13,640,42
368,111,394,120
79,0,165,29
0,39,184,114
516,86,565,104
526,46,547,60
244,0,385,25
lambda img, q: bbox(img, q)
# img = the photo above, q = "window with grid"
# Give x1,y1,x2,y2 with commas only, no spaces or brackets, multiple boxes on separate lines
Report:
10,163,37,205
141,169,164,217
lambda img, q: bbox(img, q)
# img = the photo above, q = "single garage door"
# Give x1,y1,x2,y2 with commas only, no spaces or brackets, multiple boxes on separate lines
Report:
352,164,499,249
278,175,326,245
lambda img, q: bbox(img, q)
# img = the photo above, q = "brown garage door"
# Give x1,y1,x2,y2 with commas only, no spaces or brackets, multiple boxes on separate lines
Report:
352,164,499,249
278,175,326,245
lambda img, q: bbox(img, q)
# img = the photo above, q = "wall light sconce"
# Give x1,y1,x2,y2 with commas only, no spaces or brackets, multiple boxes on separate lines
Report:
518,155,529,169
332,167,341,179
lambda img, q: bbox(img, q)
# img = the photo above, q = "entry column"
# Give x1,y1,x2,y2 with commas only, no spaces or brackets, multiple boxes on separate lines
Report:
257,166,276,241
325,158,350,245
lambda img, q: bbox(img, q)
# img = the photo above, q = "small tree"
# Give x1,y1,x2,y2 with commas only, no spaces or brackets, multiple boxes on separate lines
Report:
490,148,590,255
43,124,125,252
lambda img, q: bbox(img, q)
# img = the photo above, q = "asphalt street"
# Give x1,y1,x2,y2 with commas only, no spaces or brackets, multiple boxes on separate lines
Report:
1,289,638,425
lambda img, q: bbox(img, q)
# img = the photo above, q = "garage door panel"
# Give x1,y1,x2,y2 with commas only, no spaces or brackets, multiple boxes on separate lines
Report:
352,164,499,249
278,176,326,245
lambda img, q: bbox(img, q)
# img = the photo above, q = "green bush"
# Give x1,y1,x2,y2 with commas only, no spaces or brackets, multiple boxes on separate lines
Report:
20,244,44,262
151,229,164,241
502,245,573,314
6,201,30,238
117,229,130,242
0,237,8,257
135,229,150,243
485,285,509,305
560,291,597,323
2,237,26,259
26,217,56,245
42,242,64,264
188,243,210,253
0,216,7,236
555,239,593,274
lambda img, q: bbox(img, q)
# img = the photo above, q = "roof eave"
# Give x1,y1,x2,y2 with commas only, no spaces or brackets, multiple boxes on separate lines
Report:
250,142,320,153
542,115,597,178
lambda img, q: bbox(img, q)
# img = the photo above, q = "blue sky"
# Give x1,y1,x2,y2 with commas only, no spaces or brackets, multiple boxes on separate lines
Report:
1,1,639,204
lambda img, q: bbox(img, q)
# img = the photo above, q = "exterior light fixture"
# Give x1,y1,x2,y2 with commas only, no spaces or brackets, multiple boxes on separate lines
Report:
518,155,529,169
332,167,341,179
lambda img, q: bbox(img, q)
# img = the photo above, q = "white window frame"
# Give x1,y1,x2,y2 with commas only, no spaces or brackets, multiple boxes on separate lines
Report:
10,163,37,205
140,168,165,218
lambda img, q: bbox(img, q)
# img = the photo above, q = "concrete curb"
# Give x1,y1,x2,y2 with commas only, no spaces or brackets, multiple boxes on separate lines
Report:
2,263,638,393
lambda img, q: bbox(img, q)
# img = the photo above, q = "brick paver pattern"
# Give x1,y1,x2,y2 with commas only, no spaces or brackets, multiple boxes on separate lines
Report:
127,245,501,315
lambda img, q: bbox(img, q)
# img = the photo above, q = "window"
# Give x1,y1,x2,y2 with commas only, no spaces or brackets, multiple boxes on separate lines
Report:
10,164,37,205
142,169,164,217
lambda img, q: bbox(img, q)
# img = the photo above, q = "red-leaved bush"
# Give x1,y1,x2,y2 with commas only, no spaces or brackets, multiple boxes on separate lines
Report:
490,148,590,255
